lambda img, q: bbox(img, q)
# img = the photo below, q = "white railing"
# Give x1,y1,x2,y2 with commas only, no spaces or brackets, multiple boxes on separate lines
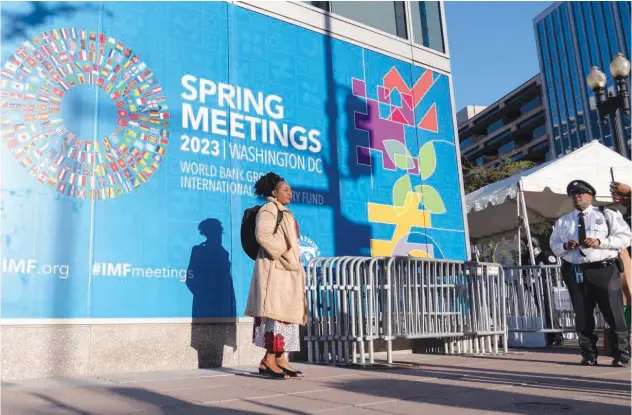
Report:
304,256,508,365
504,265,605,335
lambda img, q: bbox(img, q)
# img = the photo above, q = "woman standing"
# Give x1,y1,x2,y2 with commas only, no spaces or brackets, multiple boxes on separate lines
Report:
245,172,306,379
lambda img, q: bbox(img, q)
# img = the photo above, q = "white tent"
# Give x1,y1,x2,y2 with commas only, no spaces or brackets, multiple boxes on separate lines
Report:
465,141,632,261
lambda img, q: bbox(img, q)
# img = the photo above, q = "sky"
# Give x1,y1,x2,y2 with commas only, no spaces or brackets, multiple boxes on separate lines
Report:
444,1,553,111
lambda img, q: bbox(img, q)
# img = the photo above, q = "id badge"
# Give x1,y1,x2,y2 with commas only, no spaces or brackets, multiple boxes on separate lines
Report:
573,265,584,283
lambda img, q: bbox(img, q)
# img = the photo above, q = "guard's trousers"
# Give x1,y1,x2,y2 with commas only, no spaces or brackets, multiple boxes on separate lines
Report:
562,261,629,361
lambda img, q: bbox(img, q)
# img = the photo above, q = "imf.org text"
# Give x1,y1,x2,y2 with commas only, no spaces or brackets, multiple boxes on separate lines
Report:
2,259,69,279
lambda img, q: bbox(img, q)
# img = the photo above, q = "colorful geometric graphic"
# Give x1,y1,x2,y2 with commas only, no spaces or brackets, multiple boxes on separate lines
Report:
352,68,440,173
368,192,433,257
352,67,446,258
1,28,169,200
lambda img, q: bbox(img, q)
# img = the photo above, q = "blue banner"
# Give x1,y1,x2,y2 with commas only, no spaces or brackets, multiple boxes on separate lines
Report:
1,2,467,319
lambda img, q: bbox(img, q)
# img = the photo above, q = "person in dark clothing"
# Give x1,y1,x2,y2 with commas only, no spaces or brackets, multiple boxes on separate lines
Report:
550,180,631,367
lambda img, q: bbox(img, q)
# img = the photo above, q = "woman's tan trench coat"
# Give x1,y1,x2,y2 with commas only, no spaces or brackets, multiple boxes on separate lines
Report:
245,197,306,325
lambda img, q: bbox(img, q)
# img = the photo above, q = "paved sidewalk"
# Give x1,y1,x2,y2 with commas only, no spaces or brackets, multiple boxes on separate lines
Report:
2,347,631,414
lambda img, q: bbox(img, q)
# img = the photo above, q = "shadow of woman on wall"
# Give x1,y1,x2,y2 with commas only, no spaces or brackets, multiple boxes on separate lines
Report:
186,218,236,367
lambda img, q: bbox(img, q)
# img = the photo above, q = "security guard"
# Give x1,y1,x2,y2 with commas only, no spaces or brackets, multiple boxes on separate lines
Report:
550,179,632,367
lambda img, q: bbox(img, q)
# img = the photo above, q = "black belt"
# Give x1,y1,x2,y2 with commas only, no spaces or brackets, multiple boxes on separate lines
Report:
563,259,616,270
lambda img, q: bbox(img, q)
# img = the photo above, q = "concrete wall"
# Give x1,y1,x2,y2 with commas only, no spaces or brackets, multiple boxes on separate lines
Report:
1,321,424,381
1,321,262,381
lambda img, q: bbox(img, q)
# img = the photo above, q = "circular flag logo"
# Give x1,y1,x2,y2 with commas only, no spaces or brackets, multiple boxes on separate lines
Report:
1,28,169,200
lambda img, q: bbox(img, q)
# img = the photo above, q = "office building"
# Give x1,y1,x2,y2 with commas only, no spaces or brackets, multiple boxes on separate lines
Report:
534,1,631,158
459,75,550,168
456,105,488,125
1,2,467,379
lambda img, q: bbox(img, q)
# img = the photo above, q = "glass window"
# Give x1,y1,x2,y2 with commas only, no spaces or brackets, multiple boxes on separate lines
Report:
304,1,330,11
411,1,445,52
475,106,500,123
532,141,550,152
476,156,485,166
545,14,572,154
463,148,479,158
601,2,620,58
598,115,615,149
521,96,542,115
553,9,580,150
537,21,562,154
616,2,630,57
560,5,588,147
573,2,600,143
576,112,588,145
506,89,533,107
487,129,512,146
330,2,408,39
581,2,616,150
579,2,615,150
498,141,516,155
580,3,602,69
512,153,524,161
553,127,563,156
584,3,613,88
518,113,544,129
571,3,590,76
533,124,547,138
460,136,473,148
487,119,504,135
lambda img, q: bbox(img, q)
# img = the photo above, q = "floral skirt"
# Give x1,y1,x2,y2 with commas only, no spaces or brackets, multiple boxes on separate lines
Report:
253,317,300,353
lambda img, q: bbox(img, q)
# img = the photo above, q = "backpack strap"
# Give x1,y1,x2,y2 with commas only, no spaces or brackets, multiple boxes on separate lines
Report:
273,209,284,234
264,201,284,235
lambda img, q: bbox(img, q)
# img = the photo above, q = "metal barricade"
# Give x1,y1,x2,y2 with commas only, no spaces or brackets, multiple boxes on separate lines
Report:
305,257,385,366
305,256,508,366
384,258,507,362
504,265,606,335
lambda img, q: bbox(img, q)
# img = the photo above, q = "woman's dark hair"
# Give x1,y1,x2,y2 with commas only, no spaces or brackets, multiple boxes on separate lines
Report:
254,172,285,197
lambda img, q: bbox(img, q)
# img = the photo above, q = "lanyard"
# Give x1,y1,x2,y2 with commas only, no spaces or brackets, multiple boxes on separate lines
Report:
573,214,584,283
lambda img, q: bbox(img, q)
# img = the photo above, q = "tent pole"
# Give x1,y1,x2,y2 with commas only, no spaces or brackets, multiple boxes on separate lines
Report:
519,180,536,265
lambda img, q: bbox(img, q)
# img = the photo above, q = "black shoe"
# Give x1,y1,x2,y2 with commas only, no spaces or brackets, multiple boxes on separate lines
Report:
279,365,304,378
581,358,598,366
612,359,629,368
258,361,289,379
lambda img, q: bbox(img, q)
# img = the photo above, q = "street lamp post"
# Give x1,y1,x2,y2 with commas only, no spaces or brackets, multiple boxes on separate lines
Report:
586,52,631,157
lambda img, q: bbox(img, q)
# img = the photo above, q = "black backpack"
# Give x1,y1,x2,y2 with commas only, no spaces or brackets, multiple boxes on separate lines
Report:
241,204,284,260
598,206,625,272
